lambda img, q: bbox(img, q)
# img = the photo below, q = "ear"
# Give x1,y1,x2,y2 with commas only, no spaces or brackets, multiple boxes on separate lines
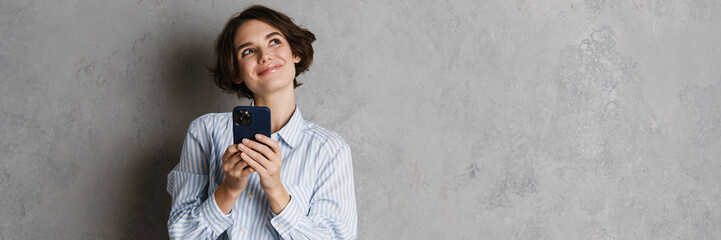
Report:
293,55,301,63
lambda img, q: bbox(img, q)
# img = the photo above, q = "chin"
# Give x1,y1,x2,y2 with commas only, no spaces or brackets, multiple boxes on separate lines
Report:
251,78,295,95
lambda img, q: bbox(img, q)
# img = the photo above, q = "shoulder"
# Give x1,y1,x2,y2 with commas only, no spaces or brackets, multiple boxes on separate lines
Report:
191,112,231,125
186,112,231,138
301,120,350,156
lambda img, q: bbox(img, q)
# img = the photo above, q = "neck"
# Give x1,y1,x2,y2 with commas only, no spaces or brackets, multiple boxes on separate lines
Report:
253,87,296,134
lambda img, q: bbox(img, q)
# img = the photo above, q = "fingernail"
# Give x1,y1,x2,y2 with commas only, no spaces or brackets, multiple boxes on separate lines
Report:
242,138,249,144
237,144,244,150
256,134,262,140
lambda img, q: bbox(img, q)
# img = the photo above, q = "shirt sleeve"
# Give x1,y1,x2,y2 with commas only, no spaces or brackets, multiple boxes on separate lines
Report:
166,118,234,239
270,143,358,239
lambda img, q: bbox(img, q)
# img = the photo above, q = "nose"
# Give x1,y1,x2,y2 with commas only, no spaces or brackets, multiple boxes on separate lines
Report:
258,49,271,64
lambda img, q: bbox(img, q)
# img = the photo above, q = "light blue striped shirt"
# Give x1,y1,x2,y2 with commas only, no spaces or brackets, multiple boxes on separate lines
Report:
166,106,357,239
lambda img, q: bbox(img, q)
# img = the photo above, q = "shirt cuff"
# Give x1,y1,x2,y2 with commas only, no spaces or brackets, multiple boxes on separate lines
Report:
270,194,302,236
201,192,234,234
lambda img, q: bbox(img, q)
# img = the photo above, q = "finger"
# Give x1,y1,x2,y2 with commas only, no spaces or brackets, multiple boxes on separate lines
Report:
243,138,274,158
241,165,256,177
240,139,274,168
223,153,243,172
222,144,240,162
241,152,267,175
229,160,251,176
231,166,253,178
255,134,281,155
230,159,249,172
230,166,256,180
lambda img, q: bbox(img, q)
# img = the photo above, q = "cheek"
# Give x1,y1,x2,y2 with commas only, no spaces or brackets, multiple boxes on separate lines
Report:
238,60,255,76
280,46,295,60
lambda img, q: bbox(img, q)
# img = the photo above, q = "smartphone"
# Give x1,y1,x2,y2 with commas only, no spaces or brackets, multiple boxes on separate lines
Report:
232,106,271,145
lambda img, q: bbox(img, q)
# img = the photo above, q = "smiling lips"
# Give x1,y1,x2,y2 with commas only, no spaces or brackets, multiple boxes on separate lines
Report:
257,64,282,76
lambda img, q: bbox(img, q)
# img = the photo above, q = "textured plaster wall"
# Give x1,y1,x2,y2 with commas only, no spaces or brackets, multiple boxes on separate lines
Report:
1,0,720,239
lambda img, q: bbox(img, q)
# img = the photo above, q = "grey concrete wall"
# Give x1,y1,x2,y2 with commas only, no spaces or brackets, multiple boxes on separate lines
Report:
1,0,720,239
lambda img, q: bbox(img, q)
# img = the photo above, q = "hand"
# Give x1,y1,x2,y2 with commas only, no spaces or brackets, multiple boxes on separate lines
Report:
238,134,283,193
220,143,256,194
238,134,290,214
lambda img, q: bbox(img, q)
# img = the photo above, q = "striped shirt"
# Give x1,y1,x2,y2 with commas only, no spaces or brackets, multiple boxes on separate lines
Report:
166,106,357,239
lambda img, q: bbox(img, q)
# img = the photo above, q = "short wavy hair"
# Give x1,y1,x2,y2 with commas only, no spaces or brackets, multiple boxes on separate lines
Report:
210,5,316,99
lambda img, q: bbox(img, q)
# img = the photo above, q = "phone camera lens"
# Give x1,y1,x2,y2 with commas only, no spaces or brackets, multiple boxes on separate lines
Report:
233,109,253,126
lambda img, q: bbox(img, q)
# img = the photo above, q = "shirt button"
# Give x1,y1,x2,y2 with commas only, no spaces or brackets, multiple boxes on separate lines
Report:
241,226,247,232
247,193,253,199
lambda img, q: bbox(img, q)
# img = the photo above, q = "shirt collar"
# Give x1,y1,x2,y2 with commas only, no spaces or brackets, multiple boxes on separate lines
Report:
276,106,304,149
250,100,304,149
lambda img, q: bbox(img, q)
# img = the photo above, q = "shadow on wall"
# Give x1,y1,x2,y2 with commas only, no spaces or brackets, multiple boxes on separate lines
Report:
115,27,222,239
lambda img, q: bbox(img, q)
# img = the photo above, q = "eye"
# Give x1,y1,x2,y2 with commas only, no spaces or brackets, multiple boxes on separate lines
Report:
241,48,254,57
269,39,281,46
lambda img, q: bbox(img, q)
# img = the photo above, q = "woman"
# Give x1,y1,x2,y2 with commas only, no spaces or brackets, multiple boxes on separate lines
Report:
166,5,357,239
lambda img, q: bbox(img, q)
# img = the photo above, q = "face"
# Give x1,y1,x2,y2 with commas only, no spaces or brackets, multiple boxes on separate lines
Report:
233,20,300,97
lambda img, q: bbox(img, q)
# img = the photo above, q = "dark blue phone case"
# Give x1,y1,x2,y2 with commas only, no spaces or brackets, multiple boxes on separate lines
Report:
232,106,271,145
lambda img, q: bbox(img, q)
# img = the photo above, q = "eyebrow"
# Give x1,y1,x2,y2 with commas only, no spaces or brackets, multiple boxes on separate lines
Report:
237,32,282,53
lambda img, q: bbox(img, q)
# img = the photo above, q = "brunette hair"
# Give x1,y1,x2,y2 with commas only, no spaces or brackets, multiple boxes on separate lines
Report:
210,5,316,99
